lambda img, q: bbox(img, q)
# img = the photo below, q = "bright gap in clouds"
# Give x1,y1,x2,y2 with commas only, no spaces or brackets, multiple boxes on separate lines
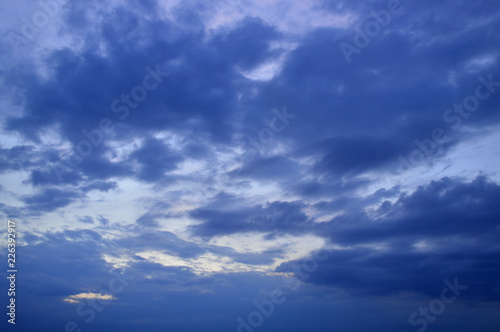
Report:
135,233,326,275
136,251,271,275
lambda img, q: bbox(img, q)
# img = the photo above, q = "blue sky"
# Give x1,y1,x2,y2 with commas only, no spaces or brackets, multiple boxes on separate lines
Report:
1,0,500,331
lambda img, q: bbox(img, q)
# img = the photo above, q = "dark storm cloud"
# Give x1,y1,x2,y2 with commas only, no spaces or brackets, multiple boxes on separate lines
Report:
288,174,377,200
1,4,286,194
0,203,20,219
245,0,500,171
196,191,253,211
229,155,302,181
0,145,65,183
30,167,82,186
278,240,500,302
81,180,118,193
18,180,116,217
116,231,204,258
128,137,184,182
0,145,36,171
310,183,401,213
210,17,282,70
2,0,499,194
21,188,82,214
307,136,406,177
3,13,281,144
326,176,500,245
190,200,315,238
278,176,500,302
77,147,133,180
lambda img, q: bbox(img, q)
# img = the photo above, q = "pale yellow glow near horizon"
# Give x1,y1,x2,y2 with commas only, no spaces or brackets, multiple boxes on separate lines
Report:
133,233,327,276
135,250,272,275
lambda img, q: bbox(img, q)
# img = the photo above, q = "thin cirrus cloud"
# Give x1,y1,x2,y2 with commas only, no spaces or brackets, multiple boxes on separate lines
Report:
0,0,500,331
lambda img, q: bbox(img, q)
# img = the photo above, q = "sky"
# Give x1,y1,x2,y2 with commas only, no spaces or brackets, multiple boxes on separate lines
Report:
0,0,500,331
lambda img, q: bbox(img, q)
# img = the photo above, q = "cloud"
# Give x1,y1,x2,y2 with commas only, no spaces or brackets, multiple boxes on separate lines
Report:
77,215,95,224
308,136,407,177
116,231,205,259
0,145,36,171
128,137,184,182
190,200,315,238
63,292,115,304
81,180,118,192
21,188,82,214
277,176,500,302
325,176,500,245
230,155,302,181
1,0,500,331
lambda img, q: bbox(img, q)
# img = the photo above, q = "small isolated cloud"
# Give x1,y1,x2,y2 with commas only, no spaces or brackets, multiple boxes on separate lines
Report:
77,215,94,224
63,292,116,304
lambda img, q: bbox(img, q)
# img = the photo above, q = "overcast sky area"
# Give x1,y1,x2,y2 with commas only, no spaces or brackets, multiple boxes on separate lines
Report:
0,0,500,331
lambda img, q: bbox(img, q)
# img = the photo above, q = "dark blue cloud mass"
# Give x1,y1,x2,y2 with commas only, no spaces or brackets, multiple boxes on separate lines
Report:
1,0,500,331
278,176,500,301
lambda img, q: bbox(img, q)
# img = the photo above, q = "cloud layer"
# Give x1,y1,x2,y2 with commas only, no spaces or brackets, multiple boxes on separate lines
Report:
1,0,500,331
